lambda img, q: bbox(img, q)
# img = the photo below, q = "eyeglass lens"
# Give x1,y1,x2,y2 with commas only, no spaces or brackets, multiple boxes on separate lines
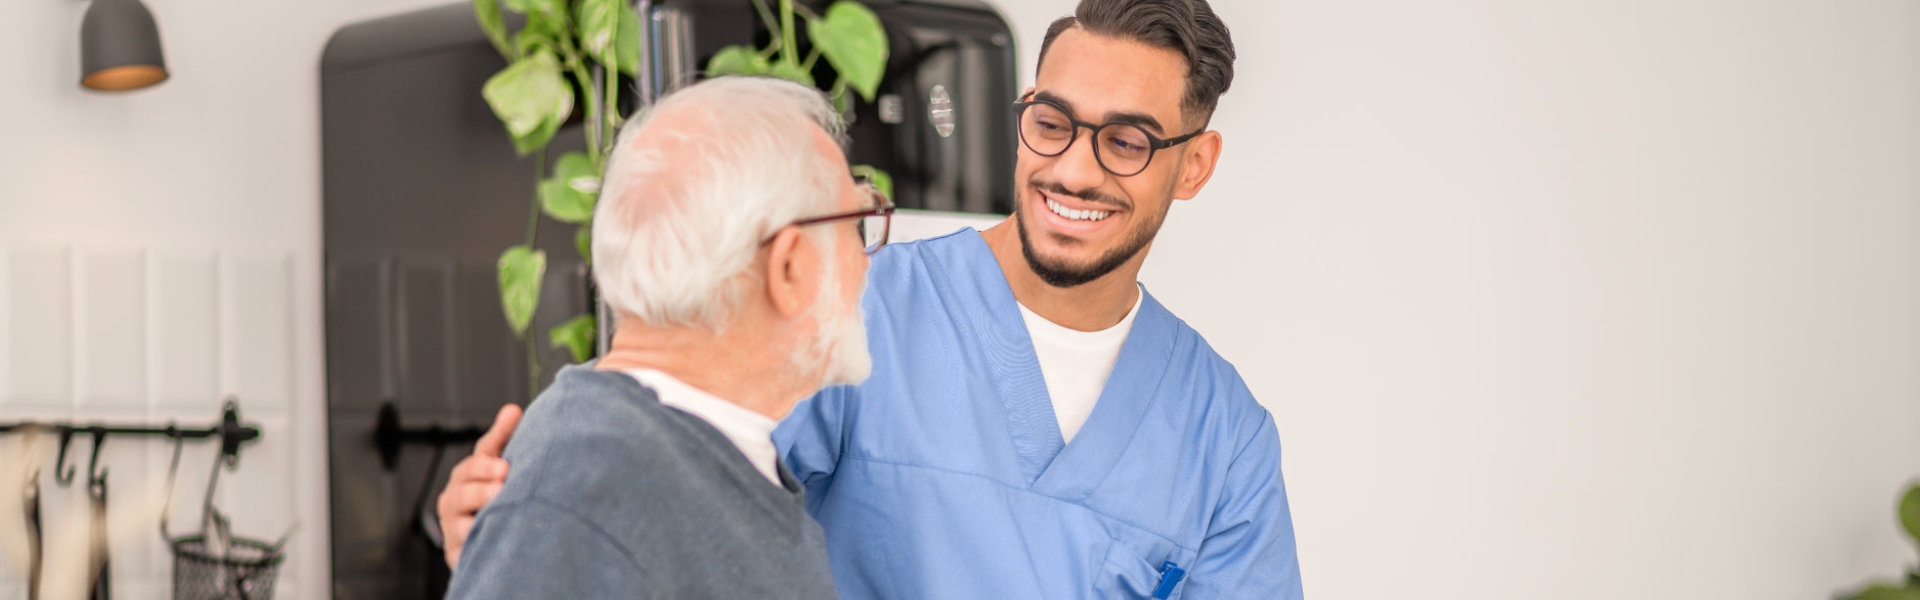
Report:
1018,102,1156,176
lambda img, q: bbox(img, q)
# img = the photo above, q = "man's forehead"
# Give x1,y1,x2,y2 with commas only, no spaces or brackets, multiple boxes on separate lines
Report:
1033,28,1188,130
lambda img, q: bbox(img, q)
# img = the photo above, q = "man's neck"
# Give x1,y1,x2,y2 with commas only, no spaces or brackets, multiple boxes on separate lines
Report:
593,319,807,420
980,219,1144,332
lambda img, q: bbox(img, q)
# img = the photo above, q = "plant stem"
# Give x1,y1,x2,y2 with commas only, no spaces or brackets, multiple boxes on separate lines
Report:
528,147,546,246
791,1,820,22
549,18,601,163
779,0,798,66
602,63,619,164
801,46,821,71
751,0,781,45
563,57,600,163
524,146,545,400
526,331,540,399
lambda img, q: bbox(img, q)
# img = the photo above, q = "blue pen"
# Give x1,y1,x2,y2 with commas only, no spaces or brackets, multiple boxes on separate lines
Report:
1152,561,1187,599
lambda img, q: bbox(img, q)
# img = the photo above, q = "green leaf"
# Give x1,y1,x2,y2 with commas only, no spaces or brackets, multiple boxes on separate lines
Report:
539,180,593,224
497,246,547,336
1901,482,1920,549
1845,584,1920,600
538,151,599,224
851,164,893,201
808,1,888,101
614,1,643,77
706,45,772,77
513,19,563,58
553,149,600,186
575,226,592,264
575,0,619,62
472,0,512,58
548,314,598,363
483,51,575,155
768,60,816,88
502,0,553,15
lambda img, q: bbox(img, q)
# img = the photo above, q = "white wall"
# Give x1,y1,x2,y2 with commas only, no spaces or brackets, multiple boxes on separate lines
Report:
996,0,1920,598
3,0,1916,598
0,0,447,598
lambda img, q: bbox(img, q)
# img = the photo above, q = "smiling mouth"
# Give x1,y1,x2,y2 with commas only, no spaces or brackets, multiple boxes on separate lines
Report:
1041,194,1115,222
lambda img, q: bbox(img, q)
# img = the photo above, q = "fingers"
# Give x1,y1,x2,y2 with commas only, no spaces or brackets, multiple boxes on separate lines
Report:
473,403,524,458
438,457,507,569
441,507,472,568
438,406,517,571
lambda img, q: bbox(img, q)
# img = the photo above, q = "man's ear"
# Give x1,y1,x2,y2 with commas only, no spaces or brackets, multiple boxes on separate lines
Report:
1172,130,1223,201
763,227,817,319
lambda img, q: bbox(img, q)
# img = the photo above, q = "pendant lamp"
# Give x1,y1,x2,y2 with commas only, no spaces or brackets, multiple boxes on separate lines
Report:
80,0,169,91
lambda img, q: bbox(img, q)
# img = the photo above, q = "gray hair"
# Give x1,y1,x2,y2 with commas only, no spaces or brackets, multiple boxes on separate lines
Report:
591,76,845,329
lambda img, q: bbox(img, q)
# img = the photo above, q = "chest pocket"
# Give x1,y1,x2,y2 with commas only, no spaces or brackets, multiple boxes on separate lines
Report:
1093,537,1188,600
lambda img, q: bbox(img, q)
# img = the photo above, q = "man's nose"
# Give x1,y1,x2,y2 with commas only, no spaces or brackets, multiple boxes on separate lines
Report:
1050,130,1109,194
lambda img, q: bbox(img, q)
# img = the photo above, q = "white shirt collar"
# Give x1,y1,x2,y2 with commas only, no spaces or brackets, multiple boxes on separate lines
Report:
621,369,784,487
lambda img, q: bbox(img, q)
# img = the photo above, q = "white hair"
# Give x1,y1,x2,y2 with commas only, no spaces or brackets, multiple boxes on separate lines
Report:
592,76,846,329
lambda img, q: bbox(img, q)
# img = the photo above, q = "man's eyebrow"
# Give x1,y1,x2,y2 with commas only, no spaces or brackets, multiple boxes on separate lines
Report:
1031,90,1167,136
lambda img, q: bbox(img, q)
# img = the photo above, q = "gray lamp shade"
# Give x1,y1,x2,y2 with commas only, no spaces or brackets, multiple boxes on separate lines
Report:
80,0,168,91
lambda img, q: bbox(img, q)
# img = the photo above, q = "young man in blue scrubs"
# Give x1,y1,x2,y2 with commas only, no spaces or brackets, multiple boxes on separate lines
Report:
440,0,1304,597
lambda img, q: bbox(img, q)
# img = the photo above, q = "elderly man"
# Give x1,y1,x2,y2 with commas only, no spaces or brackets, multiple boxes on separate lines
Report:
443,76,890,599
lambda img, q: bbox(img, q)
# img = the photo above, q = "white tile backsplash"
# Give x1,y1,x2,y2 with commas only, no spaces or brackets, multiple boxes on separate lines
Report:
77,248,148,410
2,242,303,599
225,254,294,417
4,245,73,408
0,245,10,412
151,251,219,412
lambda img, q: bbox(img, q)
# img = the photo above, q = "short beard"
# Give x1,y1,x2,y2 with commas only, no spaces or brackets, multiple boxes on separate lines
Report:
790,233,872,387
1015,180,1163,288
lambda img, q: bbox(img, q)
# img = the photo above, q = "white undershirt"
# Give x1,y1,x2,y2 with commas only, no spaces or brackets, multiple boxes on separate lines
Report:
1017,289,1144,444
622,369,784,487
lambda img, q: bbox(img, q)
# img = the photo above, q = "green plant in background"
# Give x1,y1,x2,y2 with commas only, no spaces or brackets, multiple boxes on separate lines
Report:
707,0,895,199
472,0,639,397
472,0,890,398
1838,482,1920,600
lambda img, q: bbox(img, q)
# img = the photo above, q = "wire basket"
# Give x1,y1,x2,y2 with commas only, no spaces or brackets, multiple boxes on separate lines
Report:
169,535,284,600
161,404,291,600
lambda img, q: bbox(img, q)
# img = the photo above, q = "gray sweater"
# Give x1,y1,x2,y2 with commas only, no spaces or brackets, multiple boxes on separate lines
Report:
446,365,839,599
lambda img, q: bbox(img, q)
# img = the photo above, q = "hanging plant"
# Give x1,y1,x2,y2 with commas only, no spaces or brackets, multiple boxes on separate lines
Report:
707,0,895,199
471,0,638,397
471,0,890,398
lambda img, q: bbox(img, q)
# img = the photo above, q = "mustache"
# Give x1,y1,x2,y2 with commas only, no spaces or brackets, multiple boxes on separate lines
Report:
1028,178,1129,212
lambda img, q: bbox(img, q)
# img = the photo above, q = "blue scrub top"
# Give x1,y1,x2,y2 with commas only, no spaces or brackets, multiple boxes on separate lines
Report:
775,229,1304,600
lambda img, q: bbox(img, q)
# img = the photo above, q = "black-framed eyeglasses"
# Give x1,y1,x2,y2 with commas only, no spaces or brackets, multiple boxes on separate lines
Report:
765,182,895,255
1012,97,1202,177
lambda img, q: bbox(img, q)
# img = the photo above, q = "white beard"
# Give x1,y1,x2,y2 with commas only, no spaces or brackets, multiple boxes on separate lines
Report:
814,294,871,387
792,240,871,388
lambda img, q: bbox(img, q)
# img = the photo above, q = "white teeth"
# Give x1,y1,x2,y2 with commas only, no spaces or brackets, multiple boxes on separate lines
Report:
1045,198,1113,222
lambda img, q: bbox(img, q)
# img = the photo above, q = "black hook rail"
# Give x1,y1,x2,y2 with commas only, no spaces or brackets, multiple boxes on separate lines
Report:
0,399,263,476
374,401,488,472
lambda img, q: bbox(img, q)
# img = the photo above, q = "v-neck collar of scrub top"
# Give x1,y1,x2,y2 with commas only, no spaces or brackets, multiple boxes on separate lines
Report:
937,229,1179,501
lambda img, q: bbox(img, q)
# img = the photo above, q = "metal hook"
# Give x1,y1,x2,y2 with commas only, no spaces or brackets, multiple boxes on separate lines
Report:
160,425,186,541
54,428,77,486
87,428,109,484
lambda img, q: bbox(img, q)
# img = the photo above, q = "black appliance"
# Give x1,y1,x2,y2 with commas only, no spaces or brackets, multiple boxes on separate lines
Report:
639,0,1018,214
